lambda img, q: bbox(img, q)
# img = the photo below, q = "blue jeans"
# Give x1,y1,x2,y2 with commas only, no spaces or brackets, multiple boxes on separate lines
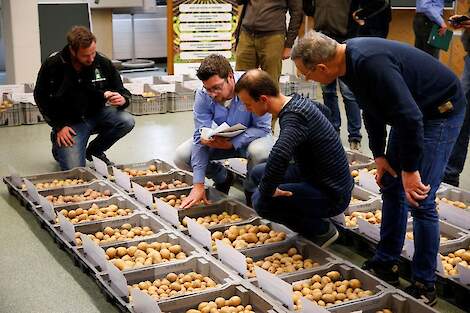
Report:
444,55,470,186
373,98,465,287
321,79,362,142
51,107,135,170
251,163,350,237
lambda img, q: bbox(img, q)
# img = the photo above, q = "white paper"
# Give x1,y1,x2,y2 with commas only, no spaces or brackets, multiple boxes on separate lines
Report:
185,217,212,250
255,266,294,310
24,179,40,203
358,171,380,194
438,202,470,230
299,297,330,313
124,83,145,95
157,201,180,226
131,288,163,313
456,264,470,284
113,167,132,192
81,234,107,269
357,217,381,241
38,194,56,222
132,182,154,208
150,83,176,93
58,212,76,243
105,261,129,297
7,165,23,187
216,240,247,276
92,156,109,178
402,239,415,259
200,122,247,140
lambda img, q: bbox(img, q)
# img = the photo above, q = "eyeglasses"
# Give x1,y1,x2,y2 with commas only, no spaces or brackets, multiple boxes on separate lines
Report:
296,67,315,81
203,79,227,94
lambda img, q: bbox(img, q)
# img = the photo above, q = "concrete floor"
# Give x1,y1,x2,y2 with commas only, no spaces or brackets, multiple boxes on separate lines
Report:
0,106,469,312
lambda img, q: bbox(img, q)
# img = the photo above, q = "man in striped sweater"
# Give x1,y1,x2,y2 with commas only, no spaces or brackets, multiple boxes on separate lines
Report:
235,69,354,248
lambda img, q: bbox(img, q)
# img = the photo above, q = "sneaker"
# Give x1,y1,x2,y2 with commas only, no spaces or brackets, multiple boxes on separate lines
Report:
404,282,437,306
310,221,339,248
86,150,114,166
349,140,361,151
362,259,400,286
214,171,234,194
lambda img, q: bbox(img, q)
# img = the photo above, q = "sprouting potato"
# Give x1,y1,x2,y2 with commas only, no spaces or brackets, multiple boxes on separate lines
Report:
345,210,382,227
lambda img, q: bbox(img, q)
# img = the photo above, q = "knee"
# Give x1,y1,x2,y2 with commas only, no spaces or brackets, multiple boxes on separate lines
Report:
118,112,135,132
54,146,85,170
174,141,192,171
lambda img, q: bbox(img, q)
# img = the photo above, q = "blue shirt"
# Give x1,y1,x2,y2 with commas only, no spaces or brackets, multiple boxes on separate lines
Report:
416,0,445,26
190,78,271,184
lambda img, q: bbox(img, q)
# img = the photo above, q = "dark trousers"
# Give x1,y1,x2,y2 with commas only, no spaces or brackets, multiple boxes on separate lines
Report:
413,13,440,59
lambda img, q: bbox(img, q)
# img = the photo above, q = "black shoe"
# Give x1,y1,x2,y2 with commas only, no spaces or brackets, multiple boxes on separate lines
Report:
86,150,114,166
214,171,234,194
404,282,437,306
309,221,339,248
362,259,400,286
244,190,253,207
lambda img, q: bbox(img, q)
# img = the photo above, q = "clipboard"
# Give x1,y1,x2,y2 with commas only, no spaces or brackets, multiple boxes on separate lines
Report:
427,24,453,51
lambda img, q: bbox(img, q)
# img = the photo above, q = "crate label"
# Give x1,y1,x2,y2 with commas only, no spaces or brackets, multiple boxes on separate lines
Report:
58,212,75,242
131,288,163,313
106,261,129,297
358,171,380,194
357,217,380,241
436,254,445,274
132,182,154,208
38,194,56,222
456,264,470,284
113,167,131,192
92,156,109,178
438,202,470,230
151,84,176,93
81,234,107,269
157,200,180,226
7,165,23,187
402,239,415,259
255,266,294,310
299,297,330,313
331,213,345,225
185,217,212,250
24,179,40,203
216,240,247,276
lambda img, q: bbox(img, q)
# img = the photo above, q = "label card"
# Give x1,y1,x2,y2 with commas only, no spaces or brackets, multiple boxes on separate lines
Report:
106,261,129,297
299,297,330,313
92,156,109,178
402,239,415,259
358,171,380,194
38,194,56,222
157,201,180,226
113,167,131,192
456,264,470,284
255,266,294,310
216,240,247,276
131,288,163,313
58,212,75,243
357,217,380,242
7,165,23,187
331,213,346,226
436,254,445,275
132,182,154,208
24,179,40,203
185,217,212,250
438,202,470,230
81,234,108,269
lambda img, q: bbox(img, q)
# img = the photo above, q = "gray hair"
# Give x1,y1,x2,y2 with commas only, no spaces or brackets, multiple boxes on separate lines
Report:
291,30,338,69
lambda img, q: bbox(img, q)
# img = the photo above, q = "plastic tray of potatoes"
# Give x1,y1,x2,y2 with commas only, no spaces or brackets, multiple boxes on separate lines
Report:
327,290,440,313
260,262,390,311
171,199,258,230
331,196,383,230
437,237,470,283
35,194,144,226
148,284,285,313
151,187,227,211
348,185,381,210
73,231,203,274
106,159,176,179
436,187,470,230
240,236,338,280
130,171,193,194
96,256,237,309
346,150,375,171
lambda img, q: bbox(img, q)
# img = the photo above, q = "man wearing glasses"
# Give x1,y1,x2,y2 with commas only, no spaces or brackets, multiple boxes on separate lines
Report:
174,54,273,208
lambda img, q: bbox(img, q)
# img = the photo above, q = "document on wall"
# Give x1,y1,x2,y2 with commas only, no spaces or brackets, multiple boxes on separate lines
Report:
200,122,246,140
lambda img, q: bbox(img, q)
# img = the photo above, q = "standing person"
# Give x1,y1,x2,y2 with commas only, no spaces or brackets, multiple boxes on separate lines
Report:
414,0,447,59
235,69,354,248
34,26,135,170
173,54,273,208
291,31,465,305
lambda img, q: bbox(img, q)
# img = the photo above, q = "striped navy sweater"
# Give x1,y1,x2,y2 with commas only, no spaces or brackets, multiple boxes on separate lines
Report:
259,94,354,205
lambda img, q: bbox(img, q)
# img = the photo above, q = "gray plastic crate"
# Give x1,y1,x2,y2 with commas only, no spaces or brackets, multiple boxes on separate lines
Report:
151,187,227,211
22,102,45,125
0,104,23,126
436,187,470,230
96,256,236,308
73,231,203,274
103,159,175,179
240,236,338,280
126,84,168,115
437,237,470,282
152,284,285,313
167,83,195,112
131,171,193,194
328,290,440,313
213,158,248,179
346,150,375,170
291,79,317,99
331,193,383,230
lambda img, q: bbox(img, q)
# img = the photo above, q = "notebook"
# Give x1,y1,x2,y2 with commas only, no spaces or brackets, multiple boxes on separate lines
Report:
427,24,454,51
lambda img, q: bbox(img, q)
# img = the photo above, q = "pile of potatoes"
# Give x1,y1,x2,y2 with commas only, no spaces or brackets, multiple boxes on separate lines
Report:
158,194,204,209
350,196,365,205
292,271,373,309
46,188,112,205
128,271,219,301
439,246,470,276
123,164,163,177
245,247,320,278
142,91,157,98
0,99,13,111
107,241,187,271
344,210,382,228
183,296,251,313
351,168,377,182
375,310,393,313
74,223,155,246
182,212,243,228
436,197,469,209
210,224,286,251
22,178,90,191
144,179,190,192
406,231,449,243
56,203,133,224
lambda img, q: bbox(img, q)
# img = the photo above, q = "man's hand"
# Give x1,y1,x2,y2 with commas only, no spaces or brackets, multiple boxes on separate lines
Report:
201,136,233,150
56,126,76,147
104,91,126,107
352,11,365,26
374,156,398,188
273,188,293,197
180,183,210,209
402,171,431,207
449,15,470,29
438,23,448,36
282,48,292,60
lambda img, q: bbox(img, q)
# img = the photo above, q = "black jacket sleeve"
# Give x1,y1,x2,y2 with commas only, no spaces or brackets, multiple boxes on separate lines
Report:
104,59,131,109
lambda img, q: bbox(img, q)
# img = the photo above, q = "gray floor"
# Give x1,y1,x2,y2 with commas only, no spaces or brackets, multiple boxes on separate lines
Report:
0,107,469,312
